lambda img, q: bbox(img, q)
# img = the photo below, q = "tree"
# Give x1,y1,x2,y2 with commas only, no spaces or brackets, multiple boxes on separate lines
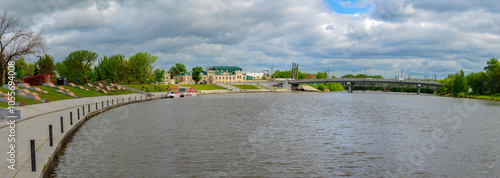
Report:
271,70,308,79
467,71,487,95
57,50,98,84
35,54,55,75
191,66,203,84
129,52,157,83
14,58,27,78
262,75,267,80
450,69,468,96
153,68,165,83
484,58,500,94
168,63,187,76
313,71,328,79
0,11,46,84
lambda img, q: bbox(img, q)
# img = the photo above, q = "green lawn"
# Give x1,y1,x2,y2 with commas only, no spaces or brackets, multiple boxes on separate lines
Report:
0,88,43,107
29,86,75,101
232,85,260,90
0,84,139,108
181,84,227,90
123,84,175,92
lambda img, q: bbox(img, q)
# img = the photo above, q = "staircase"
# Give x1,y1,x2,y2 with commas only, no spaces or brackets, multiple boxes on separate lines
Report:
117,84,149,95
216,84,244,92
259,85,276,91
300,85,320,92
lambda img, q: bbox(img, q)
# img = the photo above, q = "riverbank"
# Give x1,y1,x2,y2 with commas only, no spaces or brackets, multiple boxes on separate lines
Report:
0,92,162,178
438,93,500,101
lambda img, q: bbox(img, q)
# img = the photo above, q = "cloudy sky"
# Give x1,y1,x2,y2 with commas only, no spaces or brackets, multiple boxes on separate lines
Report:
3,0,500,78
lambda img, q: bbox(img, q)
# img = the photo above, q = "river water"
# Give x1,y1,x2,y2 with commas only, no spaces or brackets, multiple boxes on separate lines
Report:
50,92,500,177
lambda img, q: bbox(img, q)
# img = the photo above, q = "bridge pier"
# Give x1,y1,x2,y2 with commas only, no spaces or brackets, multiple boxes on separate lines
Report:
417,84,421,95
347,82,353,93
291,84,300,91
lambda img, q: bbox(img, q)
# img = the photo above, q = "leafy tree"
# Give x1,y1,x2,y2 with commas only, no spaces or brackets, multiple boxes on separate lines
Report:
262,75,267,80
313,71,328,79
467,71,487,95
57,50,98,84
191,66,203,84
153,68,165,83
484,58,500,94
98,55,128,83
271,70,308,79
168,63,187,76
14,58,27,78
341,74,355,78
26,61,36,76
35,54,55,75
129,52,157,83
0,11,46,84
450,70,468,96
317,83,326,91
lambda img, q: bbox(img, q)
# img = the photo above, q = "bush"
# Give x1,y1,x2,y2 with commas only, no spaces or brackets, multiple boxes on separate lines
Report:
317,84,326,91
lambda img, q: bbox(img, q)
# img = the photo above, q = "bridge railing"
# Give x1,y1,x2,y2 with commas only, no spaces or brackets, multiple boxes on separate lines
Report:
288,78,441,86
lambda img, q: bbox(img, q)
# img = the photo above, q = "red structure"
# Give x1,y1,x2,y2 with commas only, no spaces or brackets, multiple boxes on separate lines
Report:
23,74,54,86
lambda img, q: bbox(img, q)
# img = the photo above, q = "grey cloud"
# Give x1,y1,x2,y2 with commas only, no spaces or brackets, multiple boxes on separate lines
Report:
1,0,499,79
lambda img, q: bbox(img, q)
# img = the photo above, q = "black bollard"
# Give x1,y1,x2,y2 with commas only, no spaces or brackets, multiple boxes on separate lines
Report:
60,116,64,133
102,101,104,108
96,102,98,110
49,125,53,147
78,109,80,120
141,95,142,100
88,104,90,112
122,97,124,103
135,96,136,100
112,99,114,105
70,112,73,125
129,97,130,102
107,100,109,106
30,140,36,171
83,106,85,116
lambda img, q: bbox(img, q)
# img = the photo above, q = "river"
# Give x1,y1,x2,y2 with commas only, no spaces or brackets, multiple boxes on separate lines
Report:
50,92,500,177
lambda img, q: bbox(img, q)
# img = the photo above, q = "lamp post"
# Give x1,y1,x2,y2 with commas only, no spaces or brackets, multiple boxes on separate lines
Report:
37,55,42,85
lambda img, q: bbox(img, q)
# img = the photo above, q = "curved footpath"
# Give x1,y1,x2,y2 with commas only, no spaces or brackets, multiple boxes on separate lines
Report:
0,92,163,178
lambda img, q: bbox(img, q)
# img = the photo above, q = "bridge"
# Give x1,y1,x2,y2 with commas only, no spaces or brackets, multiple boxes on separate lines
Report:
285,78,442,94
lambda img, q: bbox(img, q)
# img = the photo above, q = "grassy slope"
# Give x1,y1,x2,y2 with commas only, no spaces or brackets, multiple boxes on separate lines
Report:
232,85,260,90
0,88,43,107
0,84,138,108
181,84,227,90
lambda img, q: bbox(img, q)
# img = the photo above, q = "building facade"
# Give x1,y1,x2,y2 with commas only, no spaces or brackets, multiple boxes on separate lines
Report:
173,66,247,84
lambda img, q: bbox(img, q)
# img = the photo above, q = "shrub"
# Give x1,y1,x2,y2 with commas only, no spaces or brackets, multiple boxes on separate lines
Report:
317,84,326,91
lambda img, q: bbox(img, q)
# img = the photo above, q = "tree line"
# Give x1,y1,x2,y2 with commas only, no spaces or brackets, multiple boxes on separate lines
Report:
14,50,163,85
437,58,500,96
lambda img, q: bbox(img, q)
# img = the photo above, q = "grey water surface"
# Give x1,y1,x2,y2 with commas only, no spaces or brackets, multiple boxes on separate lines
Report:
51,92,500,177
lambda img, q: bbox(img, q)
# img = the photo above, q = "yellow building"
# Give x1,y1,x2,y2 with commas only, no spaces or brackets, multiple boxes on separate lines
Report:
173,66,247,84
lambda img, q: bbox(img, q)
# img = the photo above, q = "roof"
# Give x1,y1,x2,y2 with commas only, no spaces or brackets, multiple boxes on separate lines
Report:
209,66,242,72
304,74,316,79
246,76,255,80
174,71,207,77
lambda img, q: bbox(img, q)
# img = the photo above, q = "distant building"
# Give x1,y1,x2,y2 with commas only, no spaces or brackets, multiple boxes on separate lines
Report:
304,74,316,79
173,66,247,84
163,72,175,84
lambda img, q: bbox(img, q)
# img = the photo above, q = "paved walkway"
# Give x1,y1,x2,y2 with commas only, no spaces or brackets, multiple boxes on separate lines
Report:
0,92,163,178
